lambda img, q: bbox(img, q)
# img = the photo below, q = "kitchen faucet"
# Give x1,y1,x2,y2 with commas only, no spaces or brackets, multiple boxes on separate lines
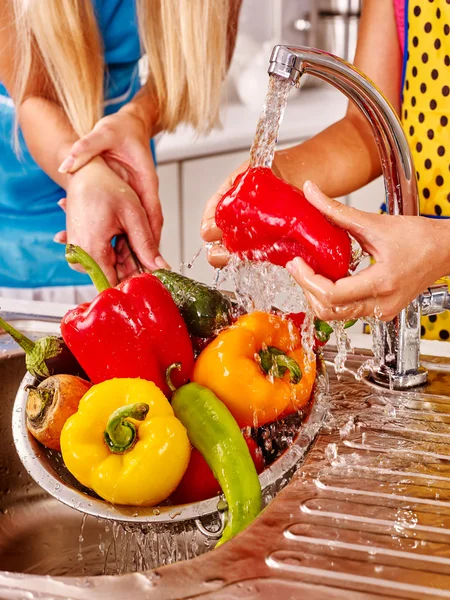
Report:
268,45,450,390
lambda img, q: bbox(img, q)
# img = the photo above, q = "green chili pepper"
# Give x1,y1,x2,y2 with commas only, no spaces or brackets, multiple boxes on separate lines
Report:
171,381,262,547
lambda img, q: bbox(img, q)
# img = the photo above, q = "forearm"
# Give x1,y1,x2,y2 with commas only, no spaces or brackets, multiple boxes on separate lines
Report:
120,84,161,138
273,0,400,200
273,111,382,198
18,96,78,189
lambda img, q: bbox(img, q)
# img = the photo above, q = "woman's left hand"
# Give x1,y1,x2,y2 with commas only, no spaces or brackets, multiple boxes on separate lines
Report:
286,181,450,322
58,108,163,248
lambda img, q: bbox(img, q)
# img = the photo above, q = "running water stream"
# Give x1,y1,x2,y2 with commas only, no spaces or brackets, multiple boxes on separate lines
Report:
249,76,293,168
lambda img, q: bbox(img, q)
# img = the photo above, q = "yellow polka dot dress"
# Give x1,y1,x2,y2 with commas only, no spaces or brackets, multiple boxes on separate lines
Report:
396,1,450,340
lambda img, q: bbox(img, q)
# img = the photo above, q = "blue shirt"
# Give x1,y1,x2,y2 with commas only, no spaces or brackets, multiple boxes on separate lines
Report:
0,0,154,288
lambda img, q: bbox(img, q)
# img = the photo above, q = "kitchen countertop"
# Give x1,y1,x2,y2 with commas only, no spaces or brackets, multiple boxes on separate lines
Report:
156,85,348,164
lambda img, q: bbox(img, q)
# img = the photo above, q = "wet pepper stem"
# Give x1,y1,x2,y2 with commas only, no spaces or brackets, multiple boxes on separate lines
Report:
104,403,149,454
0,315,35,354
259,346,302,384
166,362,182,393
65,245,111,293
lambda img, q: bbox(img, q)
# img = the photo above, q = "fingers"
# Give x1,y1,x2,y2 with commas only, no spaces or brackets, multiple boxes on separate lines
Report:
66,237,118,287
201,187,226,243
129,159,164,249
58,124,115,174
305,290,375,321
287,257,402,321
53,230,67,244
115,236,147,281
206,243,230,268
286,256,386,306
87,244,118,288
303,180,378,240
201,163,248,243
123,205,170,271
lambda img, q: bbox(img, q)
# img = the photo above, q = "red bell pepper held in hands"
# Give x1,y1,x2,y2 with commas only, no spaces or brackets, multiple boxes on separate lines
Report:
215,167,352,282
61,246,194,395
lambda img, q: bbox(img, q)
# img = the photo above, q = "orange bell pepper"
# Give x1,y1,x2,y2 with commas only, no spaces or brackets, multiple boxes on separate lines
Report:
192,312,316,428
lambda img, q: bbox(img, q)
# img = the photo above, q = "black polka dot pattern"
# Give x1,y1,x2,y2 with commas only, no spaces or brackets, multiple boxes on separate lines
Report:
402,0,450,341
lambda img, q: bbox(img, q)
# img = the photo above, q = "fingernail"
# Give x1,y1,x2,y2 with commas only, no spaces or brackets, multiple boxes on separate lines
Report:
286,257,299,272
154,255,171,270
304,180,320,197
53,233,64,244
286,260,295,274
58,156,74,174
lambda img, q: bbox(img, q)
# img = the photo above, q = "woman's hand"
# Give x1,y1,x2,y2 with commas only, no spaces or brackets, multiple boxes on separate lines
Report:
286,181,450,322
201,160,249,267
58,107,165,258
63,158,167,286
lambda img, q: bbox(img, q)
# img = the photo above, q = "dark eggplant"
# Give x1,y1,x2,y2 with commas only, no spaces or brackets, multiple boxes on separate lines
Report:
0,315,87,381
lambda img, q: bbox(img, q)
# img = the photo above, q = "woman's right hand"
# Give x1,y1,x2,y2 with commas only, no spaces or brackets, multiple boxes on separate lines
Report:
64,157,168,286
201,161,248,267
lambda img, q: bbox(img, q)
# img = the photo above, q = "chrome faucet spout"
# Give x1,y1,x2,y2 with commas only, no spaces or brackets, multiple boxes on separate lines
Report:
268,45,428,389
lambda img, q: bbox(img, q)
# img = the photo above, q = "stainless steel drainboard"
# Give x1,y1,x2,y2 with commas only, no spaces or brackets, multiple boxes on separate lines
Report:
3,346,450,599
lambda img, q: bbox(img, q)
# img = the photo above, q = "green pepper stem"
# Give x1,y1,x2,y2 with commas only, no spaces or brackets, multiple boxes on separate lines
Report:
314,319,334,343
166,362,182,393
65,245,112,293
104,403,149,454
258,346,302,385
0,316,35,354
344,319,358,329
314,317,358,343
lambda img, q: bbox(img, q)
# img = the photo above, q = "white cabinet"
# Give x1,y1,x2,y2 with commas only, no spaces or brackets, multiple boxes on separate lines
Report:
181,150,250,284
158,163,181,270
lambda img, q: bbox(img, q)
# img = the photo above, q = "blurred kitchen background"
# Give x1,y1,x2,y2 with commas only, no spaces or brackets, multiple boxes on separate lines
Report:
157,0,383,284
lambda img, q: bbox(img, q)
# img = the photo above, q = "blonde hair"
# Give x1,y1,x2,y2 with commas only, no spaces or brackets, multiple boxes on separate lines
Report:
12,0,231,138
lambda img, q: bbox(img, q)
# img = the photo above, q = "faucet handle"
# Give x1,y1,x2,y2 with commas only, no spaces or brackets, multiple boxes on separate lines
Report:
420,281,450,316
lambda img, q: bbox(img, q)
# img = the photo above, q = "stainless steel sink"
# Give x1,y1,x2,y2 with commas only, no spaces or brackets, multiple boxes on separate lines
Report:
2,323,450,599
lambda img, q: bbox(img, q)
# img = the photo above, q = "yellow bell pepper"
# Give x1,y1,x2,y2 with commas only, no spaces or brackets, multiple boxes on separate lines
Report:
193,312,316,428
60,378,191,506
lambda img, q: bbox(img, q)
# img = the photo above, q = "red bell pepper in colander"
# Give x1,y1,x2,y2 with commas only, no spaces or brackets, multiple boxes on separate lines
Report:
215,167,352,282
60,246,194,396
